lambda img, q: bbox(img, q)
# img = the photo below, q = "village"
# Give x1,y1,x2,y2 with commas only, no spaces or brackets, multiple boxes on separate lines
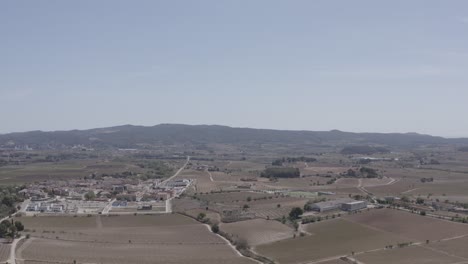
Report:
19,177,192,215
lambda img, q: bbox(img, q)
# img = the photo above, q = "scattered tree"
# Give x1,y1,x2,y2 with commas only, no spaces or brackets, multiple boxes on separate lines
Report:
289,207,303,220
293,221,299,231
84,191,96,201
416,197,425,204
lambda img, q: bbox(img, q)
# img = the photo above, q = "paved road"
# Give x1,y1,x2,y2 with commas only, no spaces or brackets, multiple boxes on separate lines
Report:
101,198,116,215
166,198,172,213
162,156,190,185
163,156,190,213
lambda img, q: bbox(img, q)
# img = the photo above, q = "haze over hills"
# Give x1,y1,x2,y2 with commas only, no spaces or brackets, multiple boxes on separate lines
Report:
1,124,467,150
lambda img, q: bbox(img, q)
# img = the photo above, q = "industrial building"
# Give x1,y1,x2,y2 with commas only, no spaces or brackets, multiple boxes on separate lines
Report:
341,201,367,211
310,198,356,212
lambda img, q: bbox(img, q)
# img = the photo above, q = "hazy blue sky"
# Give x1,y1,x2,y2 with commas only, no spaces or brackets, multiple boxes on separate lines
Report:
2,1,468,137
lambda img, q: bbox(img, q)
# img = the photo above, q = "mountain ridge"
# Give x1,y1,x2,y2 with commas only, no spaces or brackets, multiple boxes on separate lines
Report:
0,124,467,150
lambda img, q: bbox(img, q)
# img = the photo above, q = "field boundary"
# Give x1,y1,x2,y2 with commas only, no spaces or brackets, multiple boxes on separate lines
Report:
178,212,272,264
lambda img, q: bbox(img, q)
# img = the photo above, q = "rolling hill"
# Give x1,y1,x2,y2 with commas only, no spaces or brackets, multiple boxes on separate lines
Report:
0,124,467,150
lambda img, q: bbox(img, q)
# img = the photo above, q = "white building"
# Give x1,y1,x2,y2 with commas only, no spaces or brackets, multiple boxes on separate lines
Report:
50,204,65,212
310,198,356,212
166,179,190,187
38,204,50,212
26,203,39,211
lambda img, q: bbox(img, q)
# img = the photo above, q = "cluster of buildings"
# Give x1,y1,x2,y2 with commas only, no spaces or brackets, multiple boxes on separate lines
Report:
19,176,192,215
19,177,190,202
26,202,65,213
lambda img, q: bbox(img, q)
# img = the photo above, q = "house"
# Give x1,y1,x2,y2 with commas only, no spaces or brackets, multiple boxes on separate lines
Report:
112,185,126,192
67,191,83,200
116,194,137,201
451,207,468,214
26,203,39,211
19,189,48,201
50,188,70,197
38,203,51,212
50,204,64,212
137,204,153,210
154,192,171,201
166,179,190,187
112,201,128,207
142,191,171,201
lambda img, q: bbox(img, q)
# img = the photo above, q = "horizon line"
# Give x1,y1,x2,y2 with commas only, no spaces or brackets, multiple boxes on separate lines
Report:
1,123,466,139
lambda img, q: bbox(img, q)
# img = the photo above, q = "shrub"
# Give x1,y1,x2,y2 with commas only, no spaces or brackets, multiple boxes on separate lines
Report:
235,238,249,250
211,224,219,233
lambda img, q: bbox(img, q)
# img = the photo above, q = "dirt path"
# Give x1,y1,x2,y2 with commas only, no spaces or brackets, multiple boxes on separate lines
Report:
402,187,419,194
357,179,372,195
385,177,398,185
298,222,312,236
7,236,25,264
202,224,262,264
208,171,214,182
356,177,398,196
419,244,468,262
205,171,240,184
345,256,367,264
96,215,103,229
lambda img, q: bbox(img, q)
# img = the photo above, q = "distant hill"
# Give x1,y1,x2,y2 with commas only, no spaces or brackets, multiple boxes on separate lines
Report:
0,124,467,150
340,146,391,155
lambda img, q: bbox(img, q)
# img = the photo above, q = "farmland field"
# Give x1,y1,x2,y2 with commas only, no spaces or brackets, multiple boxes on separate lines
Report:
17,238,255,264
0,243,10,262
0,158,179,185
427,235,468,259
15,214,256,264
256,218,405,264
4,127,468,264
221,219,294,246
345,208,468,241
355,245,462,264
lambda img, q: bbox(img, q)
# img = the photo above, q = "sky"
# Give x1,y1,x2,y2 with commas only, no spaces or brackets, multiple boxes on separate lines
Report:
1,1,468,137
